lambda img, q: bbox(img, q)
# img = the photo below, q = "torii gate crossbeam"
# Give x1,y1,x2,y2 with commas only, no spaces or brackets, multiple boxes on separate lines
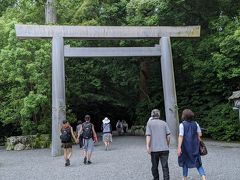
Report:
15,24,200,156
64,45,162,57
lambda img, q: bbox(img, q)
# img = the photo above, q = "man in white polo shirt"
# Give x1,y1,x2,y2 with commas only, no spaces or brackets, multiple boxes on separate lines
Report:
146,109,171,180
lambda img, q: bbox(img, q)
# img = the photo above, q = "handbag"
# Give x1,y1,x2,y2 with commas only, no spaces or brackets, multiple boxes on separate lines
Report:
199,140,208,156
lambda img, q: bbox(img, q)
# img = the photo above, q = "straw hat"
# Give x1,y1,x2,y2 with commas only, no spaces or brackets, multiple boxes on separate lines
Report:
102,117,110,124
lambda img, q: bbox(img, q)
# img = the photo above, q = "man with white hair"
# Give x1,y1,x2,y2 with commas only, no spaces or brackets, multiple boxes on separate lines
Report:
146,109,171,180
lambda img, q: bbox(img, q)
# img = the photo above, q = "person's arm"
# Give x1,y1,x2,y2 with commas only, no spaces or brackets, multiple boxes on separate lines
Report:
177,135,183,156
177,123,184,156
75,125,78,137
92,125,98,143
165,124,171,146
198,132,202,141
196,123,202,141
166,135,170,146
70,127,77,143
146,135,151,154
145,123,151,154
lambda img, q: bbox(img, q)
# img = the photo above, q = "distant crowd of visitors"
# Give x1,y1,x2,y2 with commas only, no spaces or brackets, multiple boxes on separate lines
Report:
60,108,207,180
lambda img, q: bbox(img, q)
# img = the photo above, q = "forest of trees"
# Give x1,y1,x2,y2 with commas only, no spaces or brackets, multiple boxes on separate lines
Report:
0,0,240,141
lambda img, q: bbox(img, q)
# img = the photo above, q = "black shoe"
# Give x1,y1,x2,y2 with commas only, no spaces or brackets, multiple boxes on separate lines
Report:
87,161,92,165
65,159,70,166
66,159,70,166
84,157,87,164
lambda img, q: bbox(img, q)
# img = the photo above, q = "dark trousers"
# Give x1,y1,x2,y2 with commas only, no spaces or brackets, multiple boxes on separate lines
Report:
151,151,170,180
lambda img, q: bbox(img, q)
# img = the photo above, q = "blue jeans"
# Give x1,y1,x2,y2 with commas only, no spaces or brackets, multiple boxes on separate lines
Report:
183,165,205,177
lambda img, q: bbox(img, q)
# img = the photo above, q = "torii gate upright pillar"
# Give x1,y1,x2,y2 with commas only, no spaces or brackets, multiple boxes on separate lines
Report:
52,36,65,156
160,37,179,145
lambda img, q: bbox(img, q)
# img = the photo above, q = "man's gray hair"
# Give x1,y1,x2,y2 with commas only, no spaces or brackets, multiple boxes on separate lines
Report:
151,109,160,118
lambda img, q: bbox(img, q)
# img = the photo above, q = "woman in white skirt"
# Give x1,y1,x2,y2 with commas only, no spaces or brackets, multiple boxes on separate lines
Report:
102,117,112,151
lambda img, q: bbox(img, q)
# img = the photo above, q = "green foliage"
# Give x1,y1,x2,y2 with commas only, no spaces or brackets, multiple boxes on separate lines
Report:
0,0,16,16
0,2,51,135
0,0,239,142
174,14,240,141
204,104,240,141
126,0,169,25
211,17,240,80
32,134,51,148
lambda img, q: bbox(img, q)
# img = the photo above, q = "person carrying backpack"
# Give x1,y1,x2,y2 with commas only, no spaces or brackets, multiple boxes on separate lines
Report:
102,117,112,151
60,120,77,166
77,115,97,165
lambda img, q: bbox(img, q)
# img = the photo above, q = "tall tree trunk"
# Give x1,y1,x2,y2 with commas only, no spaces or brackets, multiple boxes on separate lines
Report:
139,60,150,102
45,0,57,24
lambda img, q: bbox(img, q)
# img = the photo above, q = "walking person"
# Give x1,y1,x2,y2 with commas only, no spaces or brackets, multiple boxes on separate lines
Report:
122,120,128,134
146,109,171,180
177,109,206,180
60,120,77,166
116,120,123,135
77,115,97,165
102,117,112,151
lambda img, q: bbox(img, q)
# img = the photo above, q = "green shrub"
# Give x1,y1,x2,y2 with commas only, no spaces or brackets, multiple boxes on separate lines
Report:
31,134,51,149
204,104,240,141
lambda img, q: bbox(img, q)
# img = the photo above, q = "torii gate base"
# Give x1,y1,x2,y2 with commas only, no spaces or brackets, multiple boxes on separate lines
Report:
16,25,200,156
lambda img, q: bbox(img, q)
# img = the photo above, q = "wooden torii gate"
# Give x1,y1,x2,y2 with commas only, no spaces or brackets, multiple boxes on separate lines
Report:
15,25,200,156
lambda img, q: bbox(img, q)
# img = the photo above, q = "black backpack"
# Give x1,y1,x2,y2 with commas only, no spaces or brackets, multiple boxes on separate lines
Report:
60,128,71,143
82,123,93,139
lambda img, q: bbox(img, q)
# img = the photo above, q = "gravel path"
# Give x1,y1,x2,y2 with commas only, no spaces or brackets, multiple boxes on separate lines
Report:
0,136,240,180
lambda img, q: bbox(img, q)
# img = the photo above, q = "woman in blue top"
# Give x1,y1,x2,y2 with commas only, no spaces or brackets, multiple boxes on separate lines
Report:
177,109,206,180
